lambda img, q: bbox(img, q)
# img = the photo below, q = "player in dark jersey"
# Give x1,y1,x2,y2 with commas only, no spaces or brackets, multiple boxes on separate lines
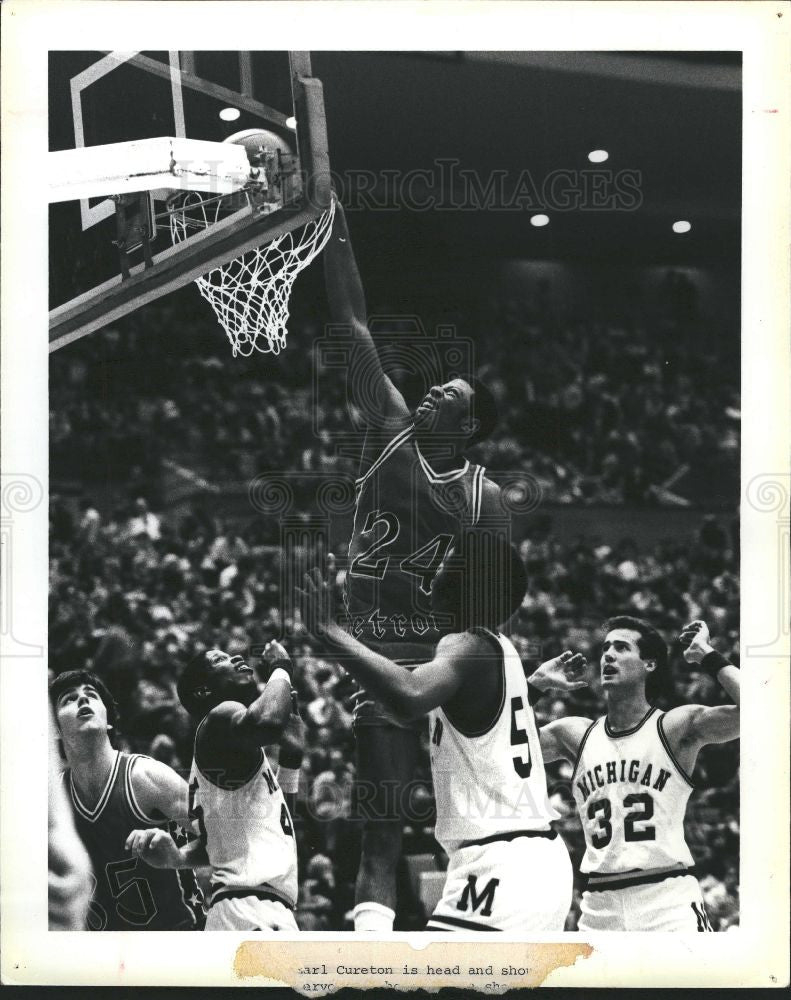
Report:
49,669,205,930
324,199,505,930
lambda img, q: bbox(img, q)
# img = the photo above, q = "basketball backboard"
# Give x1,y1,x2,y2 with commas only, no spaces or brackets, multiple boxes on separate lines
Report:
48,51,331,351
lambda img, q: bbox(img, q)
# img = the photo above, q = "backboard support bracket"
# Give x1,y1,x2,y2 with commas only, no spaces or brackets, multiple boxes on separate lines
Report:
114,193,155,277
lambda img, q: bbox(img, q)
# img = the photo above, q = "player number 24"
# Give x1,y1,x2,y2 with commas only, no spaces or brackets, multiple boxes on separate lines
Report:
349,509,453,596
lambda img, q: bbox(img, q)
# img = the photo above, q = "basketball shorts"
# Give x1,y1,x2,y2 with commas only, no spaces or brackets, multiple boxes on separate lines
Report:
426,830,573,933
578,872,714,932
205,893,298,932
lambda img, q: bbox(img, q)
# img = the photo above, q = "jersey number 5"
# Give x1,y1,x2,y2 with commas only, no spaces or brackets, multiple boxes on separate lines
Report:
106,857,158,925
510,696,532,778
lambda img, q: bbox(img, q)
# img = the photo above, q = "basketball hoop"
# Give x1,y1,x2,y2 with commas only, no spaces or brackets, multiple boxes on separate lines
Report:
169,190,335,358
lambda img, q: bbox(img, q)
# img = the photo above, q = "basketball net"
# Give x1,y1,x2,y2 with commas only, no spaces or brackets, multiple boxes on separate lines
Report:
169,193,335,358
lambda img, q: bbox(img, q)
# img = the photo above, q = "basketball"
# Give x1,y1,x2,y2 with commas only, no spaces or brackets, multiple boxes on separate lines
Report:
224,128,293,168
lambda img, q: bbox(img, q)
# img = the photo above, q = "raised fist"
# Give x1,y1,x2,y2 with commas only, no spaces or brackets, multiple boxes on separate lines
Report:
679,620,713,664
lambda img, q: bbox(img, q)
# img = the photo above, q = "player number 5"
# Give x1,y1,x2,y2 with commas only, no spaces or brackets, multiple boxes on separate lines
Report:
106,857,158,925
509,696,532,778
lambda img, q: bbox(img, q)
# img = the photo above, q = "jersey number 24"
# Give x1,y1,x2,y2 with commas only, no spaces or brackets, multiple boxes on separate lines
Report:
350,509,453,595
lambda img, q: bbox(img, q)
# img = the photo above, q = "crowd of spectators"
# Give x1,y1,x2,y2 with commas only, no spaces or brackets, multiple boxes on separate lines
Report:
50,281,739,507
473,291,740,506
49,493,740,931
48,274,740,929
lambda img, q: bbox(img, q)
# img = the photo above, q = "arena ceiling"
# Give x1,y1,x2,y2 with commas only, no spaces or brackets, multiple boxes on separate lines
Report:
313,51,741,265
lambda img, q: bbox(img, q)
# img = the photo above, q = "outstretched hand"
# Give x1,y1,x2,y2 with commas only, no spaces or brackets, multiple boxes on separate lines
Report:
295,555,336,642
125,828,183,869
679,620,713,664
261,639,294,681
530,651,589,693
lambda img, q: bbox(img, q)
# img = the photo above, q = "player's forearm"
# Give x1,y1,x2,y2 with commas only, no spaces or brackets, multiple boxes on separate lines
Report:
178,837,209,869
716,664,740,705
696,646,740,706
324,623,418,716
324,201,369,327
242,672,292,743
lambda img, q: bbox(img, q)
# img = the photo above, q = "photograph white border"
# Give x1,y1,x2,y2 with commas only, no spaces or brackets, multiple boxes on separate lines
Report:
1,0,788,989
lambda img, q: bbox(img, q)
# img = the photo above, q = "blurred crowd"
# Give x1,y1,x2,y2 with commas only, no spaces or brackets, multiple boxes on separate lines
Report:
474,298,740,506
49,494,740,931
49,277,739,929
49,284,739,507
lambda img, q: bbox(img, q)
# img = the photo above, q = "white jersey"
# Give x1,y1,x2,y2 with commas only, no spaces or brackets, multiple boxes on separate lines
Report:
188,732,298,909
572,707,695,876
428,628,559,854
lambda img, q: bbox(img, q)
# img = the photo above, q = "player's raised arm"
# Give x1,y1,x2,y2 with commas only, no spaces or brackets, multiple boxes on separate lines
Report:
524,650,592,763
297,567,475,718
324,198,409,422
663,620,740,752
538,717,594,764
217,643,294,749
680,619,740,706
275,692,305,817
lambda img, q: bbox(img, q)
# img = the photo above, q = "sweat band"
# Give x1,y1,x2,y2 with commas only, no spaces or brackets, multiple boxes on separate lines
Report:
700,649,733,678
277,766,300,794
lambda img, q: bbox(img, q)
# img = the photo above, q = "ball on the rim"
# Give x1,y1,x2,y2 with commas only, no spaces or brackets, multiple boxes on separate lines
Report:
224,128,293,168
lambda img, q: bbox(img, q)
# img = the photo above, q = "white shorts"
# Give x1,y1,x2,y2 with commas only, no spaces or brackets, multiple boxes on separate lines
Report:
426,832,573,932
205,893,298,932
579,873,713,932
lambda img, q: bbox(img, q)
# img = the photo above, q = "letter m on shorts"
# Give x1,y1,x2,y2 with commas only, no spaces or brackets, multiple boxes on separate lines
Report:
457,875,499,917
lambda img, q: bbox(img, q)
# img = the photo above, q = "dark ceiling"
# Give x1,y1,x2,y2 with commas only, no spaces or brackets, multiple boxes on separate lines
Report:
49,49,741,310
311,51,741,266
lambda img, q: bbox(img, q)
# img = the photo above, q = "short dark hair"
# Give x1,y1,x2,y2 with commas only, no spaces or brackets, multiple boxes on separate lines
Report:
464,376,498,447
177,650,217,720
601,615,669,701
449,530,527,630
49,669,119,731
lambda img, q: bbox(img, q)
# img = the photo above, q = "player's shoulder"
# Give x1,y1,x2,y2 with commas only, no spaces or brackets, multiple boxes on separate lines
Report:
436,629,502,676
659,703,707,743
436,629,493,653
128,753,183,791
196,700,265,769
475,476,503,515
198,700,248,741
554,715,597,748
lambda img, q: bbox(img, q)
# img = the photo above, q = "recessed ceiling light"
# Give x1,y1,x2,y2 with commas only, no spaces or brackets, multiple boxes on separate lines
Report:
672,220,692,234
588,149,609,163
285,116,297,130
530,214,550,228
219,107,241,122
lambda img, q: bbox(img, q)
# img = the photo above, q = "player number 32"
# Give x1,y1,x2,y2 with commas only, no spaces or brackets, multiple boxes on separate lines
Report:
587,792,656,847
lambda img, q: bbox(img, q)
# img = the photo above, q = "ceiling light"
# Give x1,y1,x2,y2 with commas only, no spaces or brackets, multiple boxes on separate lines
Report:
219,107,241,122
588,149,609,163
286,116,297,130
672,220,692,234
530,214,550,227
